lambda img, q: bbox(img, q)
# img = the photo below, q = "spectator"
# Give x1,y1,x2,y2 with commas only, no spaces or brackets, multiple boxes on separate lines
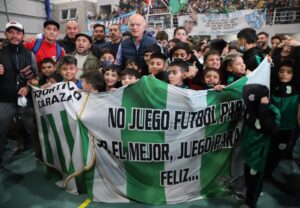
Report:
72,33,99,78
58,20,80,54
0,21,40,169
115,14,157,75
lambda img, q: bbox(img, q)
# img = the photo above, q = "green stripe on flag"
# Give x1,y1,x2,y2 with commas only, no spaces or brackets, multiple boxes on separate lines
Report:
200,76,248,196
78,119,95,196
121,77,168,204
60,111,86,193
47,113,68,174
41,116,54,165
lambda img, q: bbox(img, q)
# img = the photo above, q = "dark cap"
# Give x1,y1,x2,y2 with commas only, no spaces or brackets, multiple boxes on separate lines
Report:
75,33,92,43
44,19,60,30
242,84,269,107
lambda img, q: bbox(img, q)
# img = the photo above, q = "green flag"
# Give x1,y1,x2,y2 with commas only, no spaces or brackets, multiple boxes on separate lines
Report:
169,0,188,14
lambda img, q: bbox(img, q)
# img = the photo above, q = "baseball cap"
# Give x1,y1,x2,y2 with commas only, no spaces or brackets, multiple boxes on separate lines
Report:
44,19,60,30
75,33,92,43
6,21,24,32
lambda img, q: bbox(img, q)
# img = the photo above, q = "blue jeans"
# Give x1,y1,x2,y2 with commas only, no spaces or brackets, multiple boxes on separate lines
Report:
0,102,17,161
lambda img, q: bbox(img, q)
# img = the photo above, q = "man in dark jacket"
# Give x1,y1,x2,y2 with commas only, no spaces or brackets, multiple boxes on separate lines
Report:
0,21,38,169
57,20,80,54
237,28,264,72
115,14,157,75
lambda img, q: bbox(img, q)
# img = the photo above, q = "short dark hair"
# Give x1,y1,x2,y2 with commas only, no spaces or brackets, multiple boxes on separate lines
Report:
172,42,192,55
125,58,141,70
93,23,105,32
279,59,294,70
144,44,161,54
150,52,167,62
202,67,221,82
173,26,187,37
169,38,181,45
99,48,116,59
121,68,141,79
237,28,257,44
257,31,269,38
80,70,105,92
109,23,120,31
58,55,77,70
40,57,55,66
156,31,168,41
203,50,220,63
209,39,228,55
102,65,121,75
271,34,283,42
168,60,189,72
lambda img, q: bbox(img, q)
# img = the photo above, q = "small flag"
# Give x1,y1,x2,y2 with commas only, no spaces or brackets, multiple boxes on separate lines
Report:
169,0,188,14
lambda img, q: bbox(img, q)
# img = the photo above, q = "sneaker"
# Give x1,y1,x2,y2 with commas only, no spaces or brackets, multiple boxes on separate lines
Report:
239,204,250,208
235,191,246,202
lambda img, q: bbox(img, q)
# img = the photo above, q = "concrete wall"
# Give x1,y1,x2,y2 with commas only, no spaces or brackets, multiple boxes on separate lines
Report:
52,1,96,37
0,0,47,38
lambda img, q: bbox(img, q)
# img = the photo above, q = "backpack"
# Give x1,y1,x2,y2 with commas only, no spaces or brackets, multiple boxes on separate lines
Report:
32,38,62,61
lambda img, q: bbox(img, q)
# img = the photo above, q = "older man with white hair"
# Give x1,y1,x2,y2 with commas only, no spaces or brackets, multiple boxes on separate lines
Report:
115,14,157,75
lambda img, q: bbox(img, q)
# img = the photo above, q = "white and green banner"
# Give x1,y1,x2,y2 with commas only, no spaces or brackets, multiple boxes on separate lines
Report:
32,58,270,204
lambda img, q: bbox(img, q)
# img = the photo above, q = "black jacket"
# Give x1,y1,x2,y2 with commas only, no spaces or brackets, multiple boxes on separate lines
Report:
243,47,263,71
57,35,75,54
0,43,36,103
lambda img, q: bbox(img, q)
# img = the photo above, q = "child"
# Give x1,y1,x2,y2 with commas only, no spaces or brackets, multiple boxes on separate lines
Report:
120,68,141,86
203,50,221,70
171,42,203,90
99,48,115,69
144,44,162,68
202,67,225,90
125,58,141,73
222,52,249,85
173,26,188,43
156,31,169,55
266,59,300,176
102,65,121,91
40,73,63,89
148,52,168,82
241,84,280,208
167,60,189,88
80,70,105,93
58,55,82,89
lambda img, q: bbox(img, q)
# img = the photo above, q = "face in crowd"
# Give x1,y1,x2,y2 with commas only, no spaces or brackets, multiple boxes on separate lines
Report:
65,21,80,39
5,28,24,45
109,24,122,43
174,29,187,43
75,36,91,54
44,24,59,43
128,14,146,40
93,25,105,41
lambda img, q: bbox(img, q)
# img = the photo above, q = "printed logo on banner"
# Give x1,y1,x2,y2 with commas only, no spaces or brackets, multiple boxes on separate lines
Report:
245,10,266,29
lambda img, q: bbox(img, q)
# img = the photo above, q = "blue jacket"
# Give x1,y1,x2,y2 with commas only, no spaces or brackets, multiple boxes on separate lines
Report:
120,34,156,75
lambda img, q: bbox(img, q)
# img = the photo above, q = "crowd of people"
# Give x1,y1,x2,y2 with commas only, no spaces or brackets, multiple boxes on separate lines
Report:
1,12,300,208
112,0,300,17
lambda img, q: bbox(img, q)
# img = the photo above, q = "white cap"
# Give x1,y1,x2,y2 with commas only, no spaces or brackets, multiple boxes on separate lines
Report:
6,21,24,32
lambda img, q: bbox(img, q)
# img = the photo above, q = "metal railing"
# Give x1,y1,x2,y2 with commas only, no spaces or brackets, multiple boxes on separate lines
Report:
266,7,300,25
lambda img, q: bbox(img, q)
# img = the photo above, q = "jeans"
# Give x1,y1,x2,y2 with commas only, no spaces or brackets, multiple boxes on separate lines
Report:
0,102,17,161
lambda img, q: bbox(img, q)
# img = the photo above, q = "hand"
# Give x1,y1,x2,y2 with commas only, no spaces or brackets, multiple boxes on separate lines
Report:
18,86,29,97
214,84,225,91
29,78,39,86
286,39,300,47
0,64,4,75
260,96,269,104
186,62,198,79
23,36,37,43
